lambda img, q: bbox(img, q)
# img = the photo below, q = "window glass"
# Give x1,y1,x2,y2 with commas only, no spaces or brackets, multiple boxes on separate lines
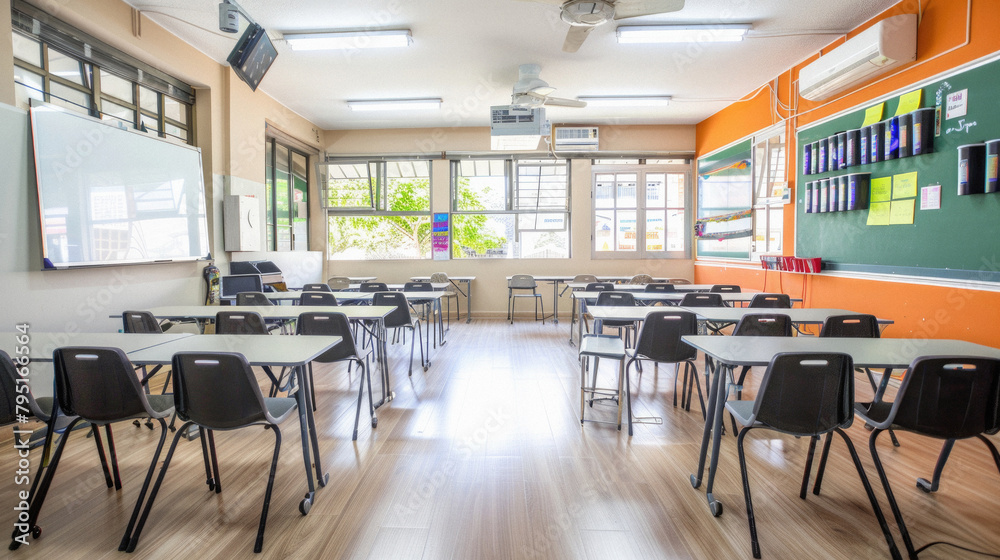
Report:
100,98,134,125
13,66,44,107
12,32,42,66
164,96,186,123
48,49,87,86
592,166,688,258
100,70,134,102
49,81,90,113
139,86,158,113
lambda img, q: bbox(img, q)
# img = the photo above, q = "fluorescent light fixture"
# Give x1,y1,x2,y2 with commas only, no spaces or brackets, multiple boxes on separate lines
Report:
616,24,751,44
577,96,672,107
284,29,411,51
346,98,442,112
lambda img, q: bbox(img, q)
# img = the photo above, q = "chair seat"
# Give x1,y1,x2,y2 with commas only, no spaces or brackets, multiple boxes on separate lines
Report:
855,401,893,425
579,335,626,360
725,400,755,427
263,397,298,424
145,394,176,416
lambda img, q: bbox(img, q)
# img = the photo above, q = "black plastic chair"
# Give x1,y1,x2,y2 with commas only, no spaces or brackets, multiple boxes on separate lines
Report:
680,292,724,307
593,291,639,346
125,352,299,554
585,282,615,291
847,356,1000,560
297,312,375,440
215,311,290,396
724,352,900,560
236,291,273,306
748,293,792,309
299,292,339,306
121,311,169,411
10,348,175,551
373,291,426,375
710,284,741,293
644,283,676,292
624,311,705,435
302,283,332,292
360,282,388,292
508,275,544,324
727,314,794,433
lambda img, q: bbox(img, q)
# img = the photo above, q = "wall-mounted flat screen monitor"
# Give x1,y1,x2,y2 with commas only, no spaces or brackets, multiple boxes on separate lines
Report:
226,23,278,92
30,103,211,270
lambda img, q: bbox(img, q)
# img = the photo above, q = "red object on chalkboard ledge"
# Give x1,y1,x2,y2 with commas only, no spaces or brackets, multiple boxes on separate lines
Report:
761,256,823,273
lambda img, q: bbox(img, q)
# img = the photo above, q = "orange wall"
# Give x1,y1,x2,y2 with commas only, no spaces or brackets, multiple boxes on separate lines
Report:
693,0,1000,346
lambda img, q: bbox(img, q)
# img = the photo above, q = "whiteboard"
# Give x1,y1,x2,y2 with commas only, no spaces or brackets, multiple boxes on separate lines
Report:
30,104,210,269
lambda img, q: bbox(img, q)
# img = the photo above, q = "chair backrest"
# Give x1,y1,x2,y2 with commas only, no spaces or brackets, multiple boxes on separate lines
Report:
509,275,537,289
668,278,692,285
299,292,338,306
220,274,264,299
629,274,653,284
573,274,598,283
733,313,793,337
748,293,792,309
429,272,449,283
215,311,269,335
645,283,676,292
885,356,1000,439
229,261,261,275
296,312,360,363
680,293,724,307
633,311,698,363
595,291,636,307
327,276,351,291
236,291,273,306
171,352,274,429
253,260,282,274
0,350,17,425
302,283,332,293
404,282,433,292
53,347,155,422
710,284,741,293
372,292,413,328
820,314,880,338
121,310,163,333
752,352,854,436
360,282,388,292
585,282,615,292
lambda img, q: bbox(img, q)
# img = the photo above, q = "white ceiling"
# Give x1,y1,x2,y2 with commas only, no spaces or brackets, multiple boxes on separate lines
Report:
127,0,899,130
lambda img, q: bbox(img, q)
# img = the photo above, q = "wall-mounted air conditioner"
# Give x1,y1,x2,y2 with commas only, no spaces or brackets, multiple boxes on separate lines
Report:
798,13,917,102
553,126,599,151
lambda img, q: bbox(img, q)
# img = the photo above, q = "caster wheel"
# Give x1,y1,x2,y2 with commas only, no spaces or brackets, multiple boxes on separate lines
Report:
371,417,378,428
916,478,934,493
689,474,701,489
299,498,311,515
319,473,330,487
423,366,429,372
32,526,40,539
709,501,723,517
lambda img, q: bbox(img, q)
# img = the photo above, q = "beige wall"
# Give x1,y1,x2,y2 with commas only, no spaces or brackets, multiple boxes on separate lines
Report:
322,125,697,317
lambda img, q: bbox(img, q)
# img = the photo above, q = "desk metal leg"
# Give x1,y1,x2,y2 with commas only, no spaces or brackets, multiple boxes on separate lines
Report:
370,318,395,409
463,280,472,323
437,300,446,346
552,280,560,324
297,363,328,490
690,357,727,517
294,368,318,507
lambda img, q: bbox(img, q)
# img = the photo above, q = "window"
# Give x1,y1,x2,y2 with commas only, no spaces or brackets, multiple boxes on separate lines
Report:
751,129,786,256
265,139,309,251
451,158,569,259
324,160,432,260
592,163,690,258
10,2,194,144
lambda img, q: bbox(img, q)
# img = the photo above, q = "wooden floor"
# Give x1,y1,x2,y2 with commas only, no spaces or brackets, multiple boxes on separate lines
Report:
2,318,999,559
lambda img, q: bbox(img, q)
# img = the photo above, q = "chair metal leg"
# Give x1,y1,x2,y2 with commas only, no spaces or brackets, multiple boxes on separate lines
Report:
801,435,819,499
199,427,215,491
812,432,835,495
978,434,1000,477
840,428,903,560
207,429,221,494
736,427,763,559
126,421,193,553
916,439,955,493
90,424,114,489
119,418,168,551
352,358,366,441
254,426,281,553
104,424,123,490
868,429,914,559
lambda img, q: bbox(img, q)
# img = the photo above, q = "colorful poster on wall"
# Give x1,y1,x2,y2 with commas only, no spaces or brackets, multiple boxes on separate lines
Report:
432,213,449,261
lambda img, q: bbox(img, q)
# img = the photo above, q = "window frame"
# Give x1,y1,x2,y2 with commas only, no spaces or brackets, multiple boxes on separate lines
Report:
265,138,310,251
590,162,692,260
750,124,787,259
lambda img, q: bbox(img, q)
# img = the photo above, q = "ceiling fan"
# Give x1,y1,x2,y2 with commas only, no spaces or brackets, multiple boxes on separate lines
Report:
517,0,685,52
510,63,586,108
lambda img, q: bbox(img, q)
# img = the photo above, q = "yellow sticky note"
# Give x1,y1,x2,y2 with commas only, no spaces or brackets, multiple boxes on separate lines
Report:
895,90,923,116
862,103,885,126
889,199,915,225
867,202,891,226
893,172,918,199
870,176,892,202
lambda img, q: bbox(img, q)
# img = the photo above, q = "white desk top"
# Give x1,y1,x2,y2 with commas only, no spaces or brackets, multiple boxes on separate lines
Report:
410,276,476,281
126,334,342,367
588,306,890,326
143,305,395,321
682,335,1000,369
0,332,196,362
564,282,717,292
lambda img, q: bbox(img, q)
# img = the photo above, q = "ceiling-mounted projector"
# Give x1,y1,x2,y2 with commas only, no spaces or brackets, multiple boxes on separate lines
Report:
490,105,550,150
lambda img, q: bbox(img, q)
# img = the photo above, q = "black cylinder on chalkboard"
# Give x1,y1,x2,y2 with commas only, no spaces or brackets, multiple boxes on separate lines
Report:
818,179,829,212
818,138,829,173
911,108,935,155
847,173,870,210
957,143,986,195
828,135,839,171
836,132,847,170
838,176,849,211
811,177,820,210
884,117,899,161
985,139,999,194
898,113,912,158
804,182,814,213
803,143,812,176
810,142,819,174
860,127,870,165
845,129,860,168
869,122,884,164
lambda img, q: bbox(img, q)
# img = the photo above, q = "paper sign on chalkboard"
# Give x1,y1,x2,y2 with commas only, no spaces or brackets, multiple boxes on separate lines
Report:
870,176,893,202
889,199,915,224
893,172,918,199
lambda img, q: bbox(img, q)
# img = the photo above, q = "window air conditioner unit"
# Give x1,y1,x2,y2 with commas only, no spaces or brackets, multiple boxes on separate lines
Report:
490,105,549,150
798,14,917,102
554,126,599,151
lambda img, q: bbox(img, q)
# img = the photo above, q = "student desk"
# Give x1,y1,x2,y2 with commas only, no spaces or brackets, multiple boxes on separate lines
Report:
127,334,343,510
678,335,1000,518
505,275,670,325
139,306,398,408
0,331,195,360
329,291,448,351
264,283,450,304
410,276,476,323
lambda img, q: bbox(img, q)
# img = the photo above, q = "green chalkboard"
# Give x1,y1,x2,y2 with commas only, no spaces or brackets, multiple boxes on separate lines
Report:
795,55,1000,282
